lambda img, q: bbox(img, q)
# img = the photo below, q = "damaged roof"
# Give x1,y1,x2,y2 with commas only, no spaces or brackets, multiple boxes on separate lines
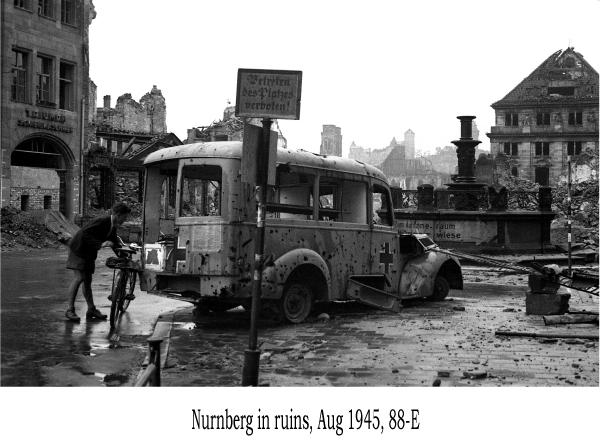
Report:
492,48,599,108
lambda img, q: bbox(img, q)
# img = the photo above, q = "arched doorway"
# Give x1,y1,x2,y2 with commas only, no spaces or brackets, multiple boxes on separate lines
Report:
10,133,76,217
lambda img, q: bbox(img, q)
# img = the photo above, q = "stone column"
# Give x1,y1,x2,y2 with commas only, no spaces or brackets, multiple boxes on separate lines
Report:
452,116,480,183
445,116,486,211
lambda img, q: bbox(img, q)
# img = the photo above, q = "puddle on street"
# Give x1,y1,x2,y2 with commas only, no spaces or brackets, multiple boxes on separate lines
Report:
173,322,197,330
102,373,130,386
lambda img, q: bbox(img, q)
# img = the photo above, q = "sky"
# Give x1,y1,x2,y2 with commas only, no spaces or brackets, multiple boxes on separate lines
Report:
89,0,600,157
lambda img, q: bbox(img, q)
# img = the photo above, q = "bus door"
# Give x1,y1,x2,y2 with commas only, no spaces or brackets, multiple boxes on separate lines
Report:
175,161,226,277
345,182,401,313
314,174,372,299
370,182,401,294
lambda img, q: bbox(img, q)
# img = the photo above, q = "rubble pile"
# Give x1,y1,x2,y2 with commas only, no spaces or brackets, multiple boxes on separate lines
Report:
1,206,65,251
551,180,599,247
87,173,142,224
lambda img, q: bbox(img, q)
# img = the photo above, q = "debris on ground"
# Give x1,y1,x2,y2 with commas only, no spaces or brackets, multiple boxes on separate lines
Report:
1,207,67,251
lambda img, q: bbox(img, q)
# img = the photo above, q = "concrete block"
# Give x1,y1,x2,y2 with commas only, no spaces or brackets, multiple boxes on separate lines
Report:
528,274,561,293
525,291,570,315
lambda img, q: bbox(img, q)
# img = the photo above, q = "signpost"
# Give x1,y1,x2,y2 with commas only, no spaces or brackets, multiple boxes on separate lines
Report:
236,69,302,386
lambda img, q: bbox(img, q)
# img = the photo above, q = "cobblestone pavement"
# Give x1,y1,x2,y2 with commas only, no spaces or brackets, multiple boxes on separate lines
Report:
158,282,599,387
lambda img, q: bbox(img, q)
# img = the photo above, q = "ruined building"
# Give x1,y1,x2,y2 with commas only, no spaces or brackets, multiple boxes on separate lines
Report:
1,0,96,221
349,129,416,166
487,47,599,186
320,125,342,156
96,85,167,135
83,86,182,215
186,105,287,148
380,146,450,189
347,129,449,188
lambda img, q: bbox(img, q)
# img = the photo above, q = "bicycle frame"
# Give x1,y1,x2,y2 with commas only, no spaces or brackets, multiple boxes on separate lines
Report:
107,245,142,328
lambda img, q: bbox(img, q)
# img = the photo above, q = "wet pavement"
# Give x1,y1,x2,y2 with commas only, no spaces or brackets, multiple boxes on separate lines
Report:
0,247,191,386
158,282,599,387
2,247,598,387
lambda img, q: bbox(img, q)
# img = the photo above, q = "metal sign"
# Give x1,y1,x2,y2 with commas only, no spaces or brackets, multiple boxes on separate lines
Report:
241,123,277,185
235,69,302,120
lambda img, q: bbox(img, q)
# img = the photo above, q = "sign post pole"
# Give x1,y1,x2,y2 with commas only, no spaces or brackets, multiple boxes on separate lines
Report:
236,68,302,386
242,118,272,387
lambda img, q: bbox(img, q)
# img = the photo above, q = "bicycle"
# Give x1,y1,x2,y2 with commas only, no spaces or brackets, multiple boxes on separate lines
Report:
105,241,143,328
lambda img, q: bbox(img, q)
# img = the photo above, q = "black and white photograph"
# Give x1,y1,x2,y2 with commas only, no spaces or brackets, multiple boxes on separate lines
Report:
1,0,598,444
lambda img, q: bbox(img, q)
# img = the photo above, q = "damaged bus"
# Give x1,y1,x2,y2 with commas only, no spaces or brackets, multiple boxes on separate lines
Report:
139,141,462,323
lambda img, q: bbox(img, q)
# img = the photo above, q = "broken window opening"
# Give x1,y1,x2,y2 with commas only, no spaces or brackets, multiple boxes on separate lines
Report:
21,195,30,212
548,87,575,96
180,165,222,217
568,112,583,126
505,113,518,127
59,62,74,111
503,142,518,156
535,142,550,157
266,171,315,220
567,141,582,156
536,113,550,126
373,184,392,227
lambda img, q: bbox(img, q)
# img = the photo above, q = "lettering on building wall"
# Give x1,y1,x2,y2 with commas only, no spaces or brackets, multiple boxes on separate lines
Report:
25,110,66,122
16,109,73,133
17,120,73,133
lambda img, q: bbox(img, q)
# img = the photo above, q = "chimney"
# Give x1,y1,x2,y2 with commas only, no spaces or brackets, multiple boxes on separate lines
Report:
103,95,111,109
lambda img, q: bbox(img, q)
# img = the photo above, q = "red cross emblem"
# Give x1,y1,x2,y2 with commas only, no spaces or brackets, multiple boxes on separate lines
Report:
379,242,394,274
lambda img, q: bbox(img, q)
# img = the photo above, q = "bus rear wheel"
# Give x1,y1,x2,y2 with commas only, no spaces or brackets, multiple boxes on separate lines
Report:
280,283,313,324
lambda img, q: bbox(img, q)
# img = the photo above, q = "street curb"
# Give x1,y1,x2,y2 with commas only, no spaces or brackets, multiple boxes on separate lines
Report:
135,311,176,383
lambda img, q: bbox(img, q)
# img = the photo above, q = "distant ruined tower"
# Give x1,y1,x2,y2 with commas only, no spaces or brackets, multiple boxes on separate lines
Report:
320,125,343,157
404,129,415,159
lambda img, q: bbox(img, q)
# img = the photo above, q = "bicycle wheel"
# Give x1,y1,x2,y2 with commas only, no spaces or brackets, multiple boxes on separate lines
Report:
120,271,137,312
110,270,128,328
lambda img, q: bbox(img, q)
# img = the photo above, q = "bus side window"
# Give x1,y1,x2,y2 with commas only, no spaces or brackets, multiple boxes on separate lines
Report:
180,165,222,217
160,176,176,219
318,178,340,221
373,185,392,226
267,171,314,220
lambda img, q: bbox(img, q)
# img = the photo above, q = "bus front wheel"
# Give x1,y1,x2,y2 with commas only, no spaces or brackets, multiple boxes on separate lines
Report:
280,283,313,324
427,276,449,301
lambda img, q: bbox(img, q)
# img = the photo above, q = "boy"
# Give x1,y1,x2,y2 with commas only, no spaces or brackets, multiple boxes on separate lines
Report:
65,202,132,322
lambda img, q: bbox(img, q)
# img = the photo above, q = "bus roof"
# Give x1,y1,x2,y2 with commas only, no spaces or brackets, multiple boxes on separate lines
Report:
143,141,389,183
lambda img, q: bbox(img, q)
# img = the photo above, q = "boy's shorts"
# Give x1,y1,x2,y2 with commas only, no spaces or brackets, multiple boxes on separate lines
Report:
66,250,95,274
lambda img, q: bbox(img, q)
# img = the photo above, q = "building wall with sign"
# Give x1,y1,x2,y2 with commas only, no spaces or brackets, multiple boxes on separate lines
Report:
1,0,95,221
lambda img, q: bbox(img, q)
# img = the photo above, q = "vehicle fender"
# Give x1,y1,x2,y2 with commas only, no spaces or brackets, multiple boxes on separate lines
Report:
261,248,331,301
401,253,463,297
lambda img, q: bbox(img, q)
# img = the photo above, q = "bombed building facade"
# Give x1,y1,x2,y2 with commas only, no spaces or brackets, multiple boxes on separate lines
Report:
487,47,599,186
84,86,181,214
1,0,96,221
185,105,287,148
348,129,450,188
